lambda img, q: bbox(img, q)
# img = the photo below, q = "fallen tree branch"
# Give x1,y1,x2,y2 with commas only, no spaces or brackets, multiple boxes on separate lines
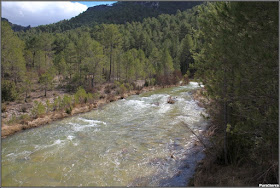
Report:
181,121,208,149
180,121,222,158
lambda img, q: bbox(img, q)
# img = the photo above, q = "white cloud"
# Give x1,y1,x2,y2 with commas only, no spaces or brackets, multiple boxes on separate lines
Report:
1,1,88,27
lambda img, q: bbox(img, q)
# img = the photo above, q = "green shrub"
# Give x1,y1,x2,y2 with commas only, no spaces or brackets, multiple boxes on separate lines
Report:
1,80,18,102
31,101,46,118
53,97,60,111
57,96,63,110
46,99,52,112
125,83,132,91
150,78,156,86
65,106,72,114
74,87,87,104
87,93,94,103
37,102,46,116
66,84,75,92
19,114,29,120
119,84,127,95
19,114,30,123
62,95,72,109
7,113,17,124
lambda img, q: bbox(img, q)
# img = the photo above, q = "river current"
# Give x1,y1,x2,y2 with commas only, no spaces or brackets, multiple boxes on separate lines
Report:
2,82,208,186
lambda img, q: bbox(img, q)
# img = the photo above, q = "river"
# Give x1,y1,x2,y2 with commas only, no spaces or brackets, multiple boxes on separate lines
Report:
1,82,208,186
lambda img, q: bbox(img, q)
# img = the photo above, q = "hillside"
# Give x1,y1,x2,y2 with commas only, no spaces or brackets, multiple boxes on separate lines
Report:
1,18,31,32
34,1,202,32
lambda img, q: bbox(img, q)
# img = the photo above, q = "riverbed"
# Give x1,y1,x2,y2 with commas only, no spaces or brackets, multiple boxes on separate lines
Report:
1,82,208,186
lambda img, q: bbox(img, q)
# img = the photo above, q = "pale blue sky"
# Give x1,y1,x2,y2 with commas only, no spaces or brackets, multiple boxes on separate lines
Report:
72,1,116,7
1,1,116,27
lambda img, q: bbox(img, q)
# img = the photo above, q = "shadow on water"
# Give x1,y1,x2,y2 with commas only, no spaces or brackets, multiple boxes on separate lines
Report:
128,144,205,187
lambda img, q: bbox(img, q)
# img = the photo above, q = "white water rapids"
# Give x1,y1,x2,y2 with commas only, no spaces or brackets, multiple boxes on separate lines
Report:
2,82,208,186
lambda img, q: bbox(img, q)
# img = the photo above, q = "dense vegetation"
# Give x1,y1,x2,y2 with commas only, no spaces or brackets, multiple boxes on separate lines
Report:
192,2,278,185
32,1,202,33
1,1,278,185
2,4,201,102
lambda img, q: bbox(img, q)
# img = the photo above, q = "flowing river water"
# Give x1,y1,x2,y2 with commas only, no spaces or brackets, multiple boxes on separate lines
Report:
2,82,208,186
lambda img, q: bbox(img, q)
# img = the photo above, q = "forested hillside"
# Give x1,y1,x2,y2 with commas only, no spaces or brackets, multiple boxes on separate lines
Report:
1,1,278,186
1,18,31,32
2,4,200,101
31,1,202,33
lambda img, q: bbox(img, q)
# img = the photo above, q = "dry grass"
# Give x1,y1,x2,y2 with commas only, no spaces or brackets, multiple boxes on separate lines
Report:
1,124,23,138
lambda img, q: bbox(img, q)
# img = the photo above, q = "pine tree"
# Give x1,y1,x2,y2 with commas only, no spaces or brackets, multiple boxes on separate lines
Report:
179,34,194,75
161,48,174,77
1,21,26,85
193,2,279,166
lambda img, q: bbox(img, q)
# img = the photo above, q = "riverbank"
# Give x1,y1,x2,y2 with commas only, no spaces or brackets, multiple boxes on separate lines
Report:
1,83,178,138
188,89,277,186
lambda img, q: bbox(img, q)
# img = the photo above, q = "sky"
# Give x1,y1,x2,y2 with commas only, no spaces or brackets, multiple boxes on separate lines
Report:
1,1,116,27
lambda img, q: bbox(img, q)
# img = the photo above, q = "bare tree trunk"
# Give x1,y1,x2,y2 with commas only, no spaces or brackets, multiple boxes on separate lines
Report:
117,55,120,81
109,45,112,82
223,68,228,165
33,51,35,68
112,54,115,81
91,75,95,88
25,91,28,103
79,57,82,80
1,64,4,78
126,66,128,82
45,53,47,67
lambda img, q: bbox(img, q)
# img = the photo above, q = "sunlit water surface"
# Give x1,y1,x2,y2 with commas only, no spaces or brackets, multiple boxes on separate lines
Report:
2,82,208,186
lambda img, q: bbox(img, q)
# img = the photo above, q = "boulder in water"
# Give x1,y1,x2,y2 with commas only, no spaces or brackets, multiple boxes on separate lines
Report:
167,96,175,104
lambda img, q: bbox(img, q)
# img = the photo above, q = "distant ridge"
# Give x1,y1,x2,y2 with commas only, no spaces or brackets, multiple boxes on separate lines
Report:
33,1,202,33
1,18,31,32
